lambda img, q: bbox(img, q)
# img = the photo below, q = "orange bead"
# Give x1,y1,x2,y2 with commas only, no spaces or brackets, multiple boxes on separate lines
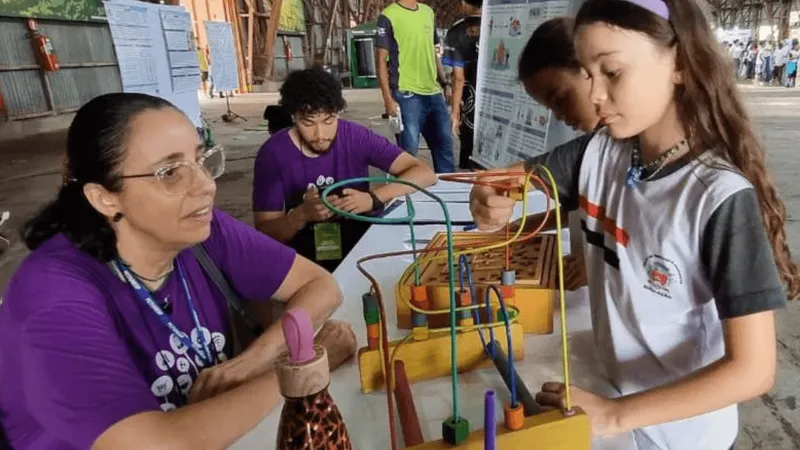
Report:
499,285,514,300
410,285,428,303
367,324,379,339
504,403,524,431
458,291,472,306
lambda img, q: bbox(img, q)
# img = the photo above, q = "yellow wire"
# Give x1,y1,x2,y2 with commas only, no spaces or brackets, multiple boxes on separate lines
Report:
531,164,572,412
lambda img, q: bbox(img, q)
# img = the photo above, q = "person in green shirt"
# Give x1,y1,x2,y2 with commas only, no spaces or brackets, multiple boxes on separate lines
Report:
376,0,456,173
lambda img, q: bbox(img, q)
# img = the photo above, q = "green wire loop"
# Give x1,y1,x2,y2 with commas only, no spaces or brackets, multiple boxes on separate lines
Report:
320,177,462,421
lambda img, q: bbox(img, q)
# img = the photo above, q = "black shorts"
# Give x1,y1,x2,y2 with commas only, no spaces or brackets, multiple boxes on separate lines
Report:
201,71,209,82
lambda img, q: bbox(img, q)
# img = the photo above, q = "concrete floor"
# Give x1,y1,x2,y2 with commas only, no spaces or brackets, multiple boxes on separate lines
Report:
1,87,800,448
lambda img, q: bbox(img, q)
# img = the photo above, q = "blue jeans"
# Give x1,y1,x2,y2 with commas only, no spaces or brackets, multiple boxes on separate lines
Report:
393,91,455,173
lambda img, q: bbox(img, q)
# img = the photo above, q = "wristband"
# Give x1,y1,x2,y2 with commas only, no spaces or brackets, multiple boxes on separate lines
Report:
369,191,384,211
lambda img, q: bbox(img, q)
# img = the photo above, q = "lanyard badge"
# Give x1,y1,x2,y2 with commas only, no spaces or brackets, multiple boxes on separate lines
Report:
117,259,215,367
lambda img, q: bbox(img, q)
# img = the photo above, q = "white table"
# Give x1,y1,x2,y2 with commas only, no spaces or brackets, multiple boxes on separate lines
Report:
232,221,636,449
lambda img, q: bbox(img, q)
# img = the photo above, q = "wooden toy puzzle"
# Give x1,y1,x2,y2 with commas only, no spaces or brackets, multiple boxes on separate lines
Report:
309,171,592,450
395,232,557,334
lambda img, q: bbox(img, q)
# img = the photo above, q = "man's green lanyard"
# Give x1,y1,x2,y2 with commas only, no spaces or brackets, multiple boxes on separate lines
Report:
314,222,343,261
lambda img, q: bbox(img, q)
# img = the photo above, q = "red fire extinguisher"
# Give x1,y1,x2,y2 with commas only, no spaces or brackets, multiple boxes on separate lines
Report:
26,19,60,72
283,38,293,63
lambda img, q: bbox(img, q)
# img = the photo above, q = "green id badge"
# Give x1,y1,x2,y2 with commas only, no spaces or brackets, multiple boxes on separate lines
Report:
314,222,342,261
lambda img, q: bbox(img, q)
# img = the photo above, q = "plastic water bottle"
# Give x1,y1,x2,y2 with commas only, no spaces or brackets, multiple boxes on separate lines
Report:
389,106,404,135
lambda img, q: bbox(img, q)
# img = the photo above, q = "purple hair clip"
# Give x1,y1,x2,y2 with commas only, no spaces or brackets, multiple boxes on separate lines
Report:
624,0,670,20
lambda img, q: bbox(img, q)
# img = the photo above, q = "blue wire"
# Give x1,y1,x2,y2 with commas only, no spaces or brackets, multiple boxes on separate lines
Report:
486,284,516,407
457,255,493,355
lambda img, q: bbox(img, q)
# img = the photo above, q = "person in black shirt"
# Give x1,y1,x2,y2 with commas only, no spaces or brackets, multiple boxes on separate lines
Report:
443,0,482,170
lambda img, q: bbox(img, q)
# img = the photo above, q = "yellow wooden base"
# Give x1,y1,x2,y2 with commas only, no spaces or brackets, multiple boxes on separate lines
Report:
357,324,524,393
406,409,592,450
396,233,558,335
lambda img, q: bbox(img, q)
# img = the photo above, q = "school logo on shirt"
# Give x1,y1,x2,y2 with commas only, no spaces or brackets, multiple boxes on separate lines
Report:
643,254,683,299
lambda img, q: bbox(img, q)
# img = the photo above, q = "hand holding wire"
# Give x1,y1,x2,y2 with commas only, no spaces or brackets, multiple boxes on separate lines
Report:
337,188,375,214
301,186,337,222
467,176,520,232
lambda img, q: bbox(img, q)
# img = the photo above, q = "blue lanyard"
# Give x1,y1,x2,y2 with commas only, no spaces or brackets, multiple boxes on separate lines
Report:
116,259,215,367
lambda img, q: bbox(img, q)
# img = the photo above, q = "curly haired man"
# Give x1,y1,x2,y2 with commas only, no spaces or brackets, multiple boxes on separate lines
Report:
252,68,435,272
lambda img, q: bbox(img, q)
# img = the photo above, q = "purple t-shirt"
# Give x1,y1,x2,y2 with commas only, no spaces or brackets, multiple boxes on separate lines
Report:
252,119,403,212
0,210,296,449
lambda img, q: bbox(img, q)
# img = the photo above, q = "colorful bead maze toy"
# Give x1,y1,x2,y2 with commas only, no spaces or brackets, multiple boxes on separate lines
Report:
320,168,591,450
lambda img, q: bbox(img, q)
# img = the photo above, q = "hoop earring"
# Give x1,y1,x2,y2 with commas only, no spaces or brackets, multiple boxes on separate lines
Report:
113,212,124,222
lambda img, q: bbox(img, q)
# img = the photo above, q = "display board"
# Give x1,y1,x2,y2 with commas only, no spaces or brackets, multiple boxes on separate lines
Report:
204,21,239,92
472,0,576,168
104,0,201,127
160,9,201,94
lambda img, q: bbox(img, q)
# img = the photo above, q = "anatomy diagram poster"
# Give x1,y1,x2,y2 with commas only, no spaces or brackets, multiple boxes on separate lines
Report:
473,0,574,168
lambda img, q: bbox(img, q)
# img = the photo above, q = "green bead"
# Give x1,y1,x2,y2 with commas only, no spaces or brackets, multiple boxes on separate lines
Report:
442,417,470,445
496,307,518,322
363,309,380,325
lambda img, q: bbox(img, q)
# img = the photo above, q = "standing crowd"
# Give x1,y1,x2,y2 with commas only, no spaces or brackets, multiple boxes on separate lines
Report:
725,38,799,87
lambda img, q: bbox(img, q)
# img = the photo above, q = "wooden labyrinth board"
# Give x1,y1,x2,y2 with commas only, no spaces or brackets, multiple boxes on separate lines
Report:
418,233,557,288
395,232,558,333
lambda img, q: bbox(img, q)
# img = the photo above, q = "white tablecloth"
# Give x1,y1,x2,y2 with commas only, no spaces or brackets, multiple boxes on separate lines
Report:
231,219,636,449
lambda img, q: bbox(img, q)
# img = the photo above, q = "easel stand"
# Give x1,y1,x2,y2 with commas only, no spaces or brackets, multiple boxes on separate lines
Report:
221,92,246,123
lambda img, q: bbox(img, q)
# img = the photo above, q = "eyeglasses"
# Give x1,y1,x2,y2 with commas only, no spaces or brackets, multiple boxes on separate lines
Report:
121,145,226,195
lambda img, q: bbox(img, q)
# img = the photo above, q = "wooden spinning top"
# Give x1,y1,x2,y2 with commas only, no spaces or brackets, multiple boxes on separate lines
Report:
276,309,352,450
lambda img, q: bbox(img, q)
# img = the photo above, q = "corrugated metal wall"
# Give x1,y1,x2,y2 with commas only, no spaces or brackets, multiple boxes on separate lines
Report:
0,17,121,120
272,34,306,80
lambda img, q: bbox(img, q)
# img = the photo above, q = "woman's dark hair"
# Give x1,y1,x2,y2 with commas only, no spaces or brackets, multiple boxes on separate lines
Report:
518,17,580,81
21,92,176,261
279,67,346,116
263,104,293,133
575,0,800,298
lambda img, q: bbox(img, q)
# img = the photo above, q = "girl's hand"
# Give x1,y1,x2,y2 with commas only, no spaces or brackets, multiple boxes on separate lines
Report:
536,382,623,436
469,181,517,231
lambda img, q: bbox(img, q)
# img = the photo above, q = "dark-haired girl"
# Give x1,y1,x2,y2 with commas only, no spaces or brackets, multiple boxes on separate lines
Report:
0,93,353,449
518,16,600,135
470,1,795,449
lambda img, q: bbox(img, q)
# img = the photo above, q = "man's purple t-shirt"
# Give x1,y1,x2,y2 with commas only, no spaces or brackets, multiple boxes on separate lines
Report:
0,210,296,449
252,119,403,212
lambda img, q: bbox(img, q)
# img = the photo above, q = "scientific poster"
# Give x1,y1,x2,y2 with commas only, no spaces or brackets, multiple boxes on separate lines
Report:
105,2,159,94
160,9,201,94
472,0,573,168
204,21,239,92
104,0,201,127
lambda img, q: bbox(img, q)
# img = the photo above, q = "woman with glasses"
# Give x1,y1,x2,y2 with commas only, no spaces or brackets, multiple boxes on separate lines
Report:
0,93,354,449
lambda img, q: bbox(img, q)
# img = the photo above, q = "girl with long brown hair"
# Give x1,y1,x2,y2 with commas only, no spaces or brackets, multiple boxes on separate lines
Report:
470,0,797,448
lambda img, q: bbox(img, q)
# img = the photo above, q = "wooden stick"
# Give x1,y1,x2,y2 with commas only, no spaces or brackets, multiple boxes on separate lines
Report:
264,0,284,78
393,360,424,447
